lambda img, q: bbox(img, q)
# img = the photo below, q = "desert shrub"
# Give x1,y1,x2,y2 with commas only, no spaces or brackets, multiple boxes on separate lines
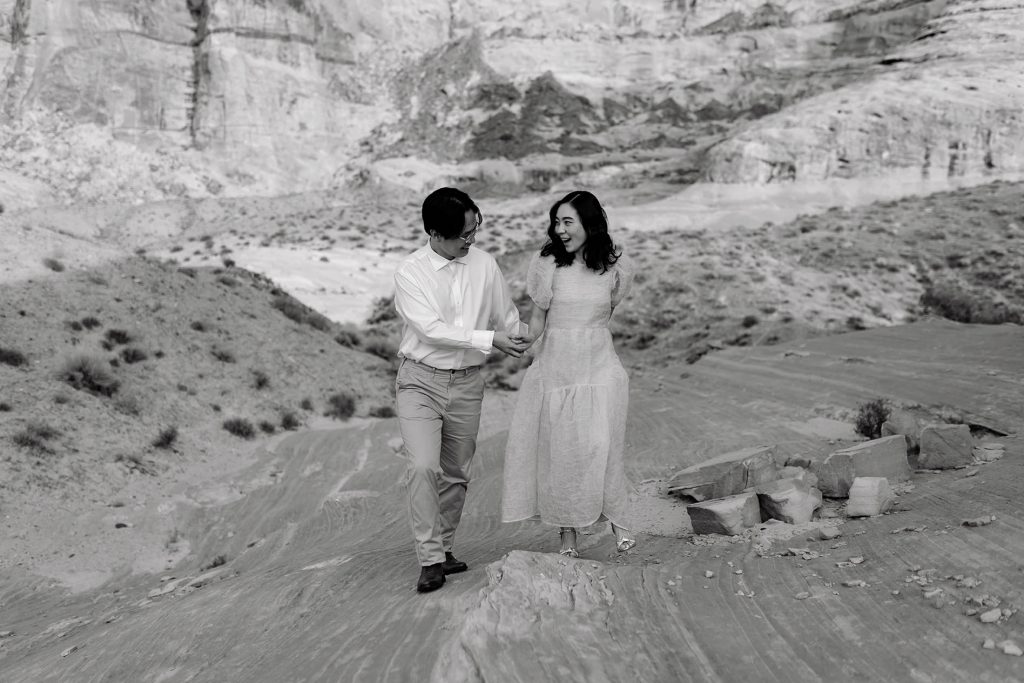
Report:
67,320,84,332
217,275,237,287
222,418,255,439
58,353,120,396
920,284,1022,325
12,421,60,454
222,258,236,268
369,404,396,418
104,329,133,345
0,402,11,412
178,267,197,278
53,393,70,405
306,312,332,332
272,296,307,324
191,321,207,332
120,347,148,364
153,426,178,449
741,315,759,328
201,555,227,571
335,328,362,348
363,334,398,361
0,347,28,367
281,411,301,430
252,370,270,390
211,346,236,363
366,296,398,325
258,420,277,434
80,316,101,329
43,257,65,272
325,392,356,420
300,397,314,411
86,273,108,286
854,398,890,439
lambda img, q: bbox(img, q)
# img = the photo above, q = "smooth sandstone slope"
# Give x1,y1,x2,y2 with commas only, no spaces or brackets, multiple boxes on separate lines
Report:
0,319,1021,681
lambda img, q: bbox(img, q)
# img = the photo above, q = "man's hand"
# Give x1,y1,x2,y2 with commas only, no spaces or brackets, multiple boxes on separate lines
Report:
493,331,529,358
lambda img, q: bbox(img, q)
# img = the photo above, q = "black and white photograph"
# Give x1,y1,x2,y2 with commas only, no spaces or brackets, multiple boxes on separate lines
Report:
1,0,1022,680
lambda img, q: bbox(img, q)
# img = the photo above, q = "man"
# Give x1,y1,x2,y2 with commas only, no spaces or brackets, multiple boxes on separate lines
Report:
393,187,528,593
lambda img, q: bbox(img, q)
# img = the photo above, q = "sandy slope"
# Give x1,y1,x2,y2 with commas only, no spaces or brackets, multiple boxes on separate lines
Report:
0,319,1021,682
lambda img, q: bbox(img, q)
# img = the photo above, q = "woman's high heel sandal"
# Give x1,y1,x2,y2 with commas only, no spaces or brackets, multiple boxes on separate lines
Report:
558,527,579,558
610,523,636,552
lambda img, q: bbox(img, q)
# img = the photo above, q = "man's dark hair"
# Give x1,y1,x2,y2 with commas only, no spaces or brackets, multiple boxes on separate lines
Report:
421,187,481,239
541,190,620,273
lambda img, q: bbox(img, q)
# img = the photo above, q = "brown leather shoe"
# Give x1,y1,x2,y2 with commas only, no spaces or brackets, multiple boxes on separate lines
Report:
442,551,468,575
416,563,445,593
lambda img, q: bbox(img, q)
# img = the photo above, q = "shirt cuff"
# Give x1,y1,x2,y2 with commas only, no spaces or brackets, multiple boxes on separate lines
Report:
471,330,494,352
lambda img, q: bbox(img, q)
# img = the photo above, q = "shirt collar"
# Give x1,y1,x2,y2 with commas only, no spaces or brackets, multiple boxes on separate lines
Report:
424,243,469,270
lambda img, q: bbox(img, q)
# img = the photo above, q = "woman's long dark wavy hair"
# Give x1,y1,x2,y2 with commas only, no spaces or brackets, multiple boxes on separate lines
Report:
540,190,621,273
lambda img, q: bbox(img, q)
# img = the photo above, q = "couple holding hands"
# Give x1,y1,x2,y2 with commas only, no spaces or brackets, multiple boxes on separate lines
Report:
393,187,636,593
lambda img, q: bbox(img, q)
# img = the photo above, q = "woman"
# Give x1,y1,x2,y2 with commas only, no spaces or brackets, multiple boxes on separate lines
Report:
501,190,637,556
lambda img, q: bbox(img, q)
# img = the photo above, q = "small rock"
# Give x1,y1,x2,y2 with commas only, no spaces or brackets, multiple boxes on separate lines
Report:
704,570,715,578
667,580,677,586
983,639,996,649
979,607,1002,623
794,591,811,600
962,516,995,527
818,526,842,540
733,569,743,575
846,477,894,517
891,590,900,595
849,556,865,565
843,580,868,587
1000,641,1023,657
963,468,979,477
61,645,79,657
924,588,943,599
0,631,13,638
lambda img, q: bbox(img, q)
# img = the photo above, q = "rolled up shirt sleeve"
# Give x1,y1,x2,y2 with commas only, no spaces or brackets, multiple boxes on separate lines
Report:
395,269,494,351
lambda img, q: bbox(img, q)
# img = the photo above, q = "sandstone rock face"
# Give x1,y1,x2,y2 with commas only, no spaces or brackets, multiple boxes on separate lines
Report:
918,423,974,469
687,491,763,535
705,0,1024,184
756,477,823,524
811,434,910,498
846,476,894,517
667,445,778,502
7,0,1019,206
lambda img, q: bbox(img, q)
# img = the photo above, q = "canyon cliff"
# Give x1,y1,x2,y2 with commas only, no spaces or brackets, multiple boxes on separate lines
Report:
1,0,1022,208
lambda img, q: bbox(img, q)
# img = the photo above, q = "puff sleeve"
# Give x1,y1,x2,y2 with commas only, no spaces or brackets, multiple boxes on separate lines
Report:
525,251,555,310
610,252,634,309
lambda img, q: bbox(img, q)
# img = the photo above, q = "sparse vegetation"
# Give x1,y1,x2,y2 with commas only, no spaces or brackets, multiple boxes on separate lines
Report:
211,346,236,363
223,417,256,439
201,554,227,571
281,411,301,430
369,405,396,418
854,398,890,439
191,321,207,332
58,353,120,396
920,283,1022,325
335,329,362,348
120,347,149,364
0,402,11,412
252,370,270,390
80,316,101,329
153,426,178,449
12,421,60,454
0,347,28,367
325,392,356,419
43,257,65,272
271,295,333,332
104,329,133,346
258,420,277,434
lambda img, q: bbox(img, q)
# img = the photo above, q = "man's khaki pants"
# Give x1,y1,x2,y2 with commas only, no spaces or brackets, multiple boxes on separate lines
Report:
395,358,484,567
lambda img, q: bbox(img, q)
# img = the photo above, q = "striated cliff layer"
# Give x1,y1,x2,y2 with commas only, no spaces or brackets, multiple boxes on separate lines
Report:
1,0,1023,206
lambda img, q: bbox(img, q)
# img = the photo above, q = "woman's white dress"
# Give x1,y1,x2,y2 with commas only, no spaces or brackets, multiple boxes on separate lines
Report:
501,251,634,528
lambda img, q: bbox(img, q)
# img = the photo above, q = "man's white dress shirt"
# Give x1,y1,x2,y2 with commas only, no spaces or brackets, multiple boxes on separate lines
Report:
394,244,524,370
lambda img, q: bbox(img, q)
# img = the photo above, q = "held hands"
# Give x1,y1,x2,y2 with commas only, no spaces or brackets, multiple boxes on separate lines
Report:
493,331,530,358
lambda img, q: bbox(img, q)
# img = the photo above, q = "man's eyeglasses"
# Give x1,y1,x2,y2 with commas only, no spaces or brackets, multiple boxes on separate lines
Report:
457,217,482,245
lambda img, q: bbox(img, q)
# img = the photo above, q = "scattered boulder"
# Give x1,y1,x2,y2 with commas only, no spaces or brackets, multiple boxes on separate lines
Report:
777,466,819,489
845,477,893,517
667,445,779,502
973,442,1005,462
880,408,922,457
918,424,974,469
756,478,822,524
687,492,762,536
810,435,910,498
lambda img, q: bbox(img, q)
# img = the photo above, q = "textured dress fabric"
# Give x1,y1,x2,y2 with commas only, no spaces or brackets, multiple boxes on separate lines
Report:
502,251,634,528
